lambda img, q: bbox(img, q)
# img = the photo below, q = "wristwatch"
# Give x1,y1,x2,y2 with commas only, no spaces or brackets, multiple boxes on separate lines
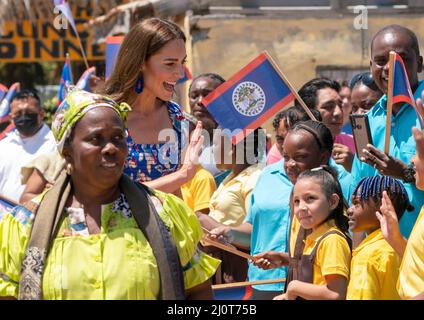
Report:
402,164,416,183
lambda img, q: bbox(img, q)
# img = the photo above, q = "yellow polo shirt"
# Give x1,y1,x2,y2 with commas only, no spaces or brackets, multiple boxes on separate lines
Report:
302,219,351,285
181,166,216,213
397,206,424,299
347,229,400,300
208,164,262,227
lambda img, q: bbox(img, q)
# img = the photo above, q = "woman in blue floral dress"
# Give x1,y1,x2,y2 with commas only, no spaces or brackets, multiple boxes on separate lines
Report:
102,18,203,193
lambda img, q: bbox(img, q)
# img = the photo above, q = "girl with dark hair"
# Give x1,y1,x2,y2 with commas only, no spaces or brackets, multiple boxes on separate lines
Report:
253,166,352,300
209,120,351,299
347,175,413,300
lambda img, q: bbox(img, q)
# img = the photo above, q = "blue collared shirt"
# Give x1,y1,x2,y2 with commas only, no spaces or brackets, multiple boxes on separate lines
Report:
350,80,424,238
245,159,351,292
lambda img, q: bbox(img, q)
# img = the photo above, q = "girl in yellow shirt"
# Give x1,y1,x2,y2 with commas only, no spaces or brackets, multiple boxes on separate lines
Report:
253,166,351,300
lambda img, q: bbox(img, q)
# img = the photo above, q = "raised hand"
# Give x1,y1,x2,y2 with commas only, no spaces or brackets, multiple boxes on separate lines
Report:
376,191,406,257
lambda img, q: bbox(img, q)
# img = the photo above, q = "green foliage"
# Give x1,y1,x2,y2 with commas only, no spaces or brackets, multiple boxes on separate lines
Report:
43,96,59,127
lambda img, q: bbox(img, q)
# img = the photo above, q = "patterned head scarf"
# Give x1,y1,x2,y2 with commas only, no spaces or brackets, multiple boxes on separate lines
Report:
52,88,131,154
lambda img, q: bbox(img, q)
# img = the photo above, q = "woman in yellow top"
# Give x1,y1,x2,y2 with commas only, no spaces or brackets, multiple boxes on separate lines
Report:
0,89,219,300
252,166,351,300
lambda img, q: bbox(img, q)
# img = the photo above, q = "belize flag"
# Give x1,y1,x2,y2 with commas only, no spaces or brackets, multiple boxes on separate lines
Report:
76,67,96,92
0,84,8,102
203,52,294,144
389,51,423,127
177,66,192,84
213,285,252,300
0,83,20,122
105,36,124,79
58,55,73,105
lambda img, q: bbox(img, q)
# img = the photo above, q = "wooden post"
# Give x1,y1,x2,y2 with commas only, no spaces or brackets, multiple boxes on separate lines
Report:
74,30,90,70
384,51,396,155
212,278,286,290
264,51,317,121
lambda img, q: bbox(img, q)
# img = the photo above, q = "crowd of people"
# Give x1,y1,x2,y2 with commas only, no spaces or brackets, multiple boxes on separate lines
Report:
0,18,423,300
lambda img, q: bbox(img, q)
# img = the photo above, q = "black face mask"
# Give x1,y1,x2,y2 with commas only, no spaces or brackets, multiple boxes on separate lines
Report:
13,113,40,137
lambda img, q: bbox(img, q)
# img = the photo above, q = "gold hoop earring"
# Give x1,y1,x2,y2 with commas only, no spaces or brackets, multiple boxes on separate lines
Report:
66,163,73,175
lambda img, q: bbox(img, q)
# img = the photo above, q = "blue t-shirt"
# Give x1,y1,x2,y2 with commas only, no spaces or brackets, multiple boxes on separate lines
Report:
245,159,351,292
350,80,424,238
245,160,291,292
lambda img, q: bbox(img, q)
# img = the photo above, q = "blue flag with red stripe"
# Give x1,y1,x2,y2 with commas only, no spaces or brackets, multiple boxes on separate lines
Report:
0,83,20,122
58,55,73,105
213,285,252,300
390,52,423,126
203,52,294,144
76,67,96,92
105,36,124,79
0,84,7,102
177,66,192,84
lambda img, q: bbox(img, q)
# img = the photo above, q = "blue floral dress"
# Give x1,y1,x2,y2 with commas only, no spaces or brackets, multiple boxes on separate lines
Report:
124,101,188,183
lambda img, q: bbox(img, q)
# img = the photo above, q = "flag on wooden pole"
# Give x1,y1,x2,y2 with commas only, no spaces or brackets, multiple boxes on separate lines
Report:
385,51,422,154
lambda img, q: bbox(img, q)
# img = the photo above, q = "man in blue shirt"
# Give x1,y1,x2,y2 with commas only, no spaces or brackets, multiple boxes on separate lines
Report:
350,25,424,238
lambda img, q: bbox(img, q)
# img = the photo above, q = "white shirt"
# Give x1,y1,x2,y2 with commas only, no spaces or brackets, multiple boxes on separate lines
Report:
0,124,57,203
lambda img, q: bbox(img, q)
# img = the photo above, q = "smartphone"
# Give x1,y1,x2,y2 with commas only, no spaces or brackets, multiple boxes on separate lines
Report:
350,114,373,160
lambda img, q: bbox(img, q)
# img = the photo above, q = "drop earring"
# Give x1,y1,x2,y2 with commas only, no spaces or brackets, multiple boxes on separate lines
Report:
66,163,73,175
135,75,144,94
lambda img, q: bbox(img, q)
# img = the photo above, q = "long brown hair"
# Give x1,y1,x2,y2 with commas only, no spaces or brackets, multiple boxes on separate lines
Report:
100,18,186,105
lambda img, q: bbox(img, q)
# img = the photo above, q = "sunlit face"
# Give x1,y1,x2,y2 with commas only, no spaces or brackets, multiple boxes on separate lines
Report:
189,77,220,133
347,196,380,232
371,31,423,94
143,39,187,101
65,107,128,190
293,178,339,230
282,131,328,184
339,86,352,125
351,83,383,115
316,88,344,137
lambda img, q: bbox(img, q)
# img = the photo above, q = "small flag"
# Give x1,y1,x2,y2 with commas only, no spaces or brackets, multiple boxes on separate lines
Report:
0,195,17,222
0,123,15,141
58,55,73,105
389,51,423,126
54,0,77,35
76,67,96,92
203,52,294,144
0,83,8,102
0,83,20,123
177,66,192,84
105,36,124,79
213,285,252,300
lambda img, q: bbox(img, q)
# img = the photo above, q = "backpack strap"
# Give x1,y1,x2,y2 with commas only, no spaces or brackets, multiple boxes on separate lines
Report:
308,229,352,264
119,175,185,300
